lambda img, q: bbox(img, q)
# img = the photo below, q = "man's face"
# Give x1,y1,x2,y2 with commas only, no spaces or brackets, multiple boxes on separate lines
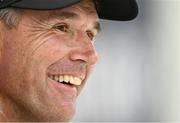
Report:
0,1,99,121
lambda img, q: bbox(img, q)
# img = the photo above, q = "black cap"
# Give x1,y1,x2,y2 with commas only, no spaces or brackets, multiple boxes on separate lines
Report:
0,0,138,21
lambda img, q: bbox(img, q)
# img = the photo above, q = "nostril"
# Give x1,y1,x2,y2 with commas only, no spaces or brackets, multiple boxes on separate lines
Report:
84,50,98,65
69,48,98,65
69,51,88,62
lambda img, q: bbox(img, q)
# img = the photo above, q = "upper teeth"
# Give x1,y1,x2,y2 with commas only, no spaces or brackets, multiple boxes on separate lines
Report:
49,75,82,86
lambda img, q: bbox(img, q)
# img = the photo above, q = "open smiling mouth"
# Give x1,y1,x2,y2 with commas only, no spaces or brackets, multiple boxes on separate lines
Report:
48,75,82,86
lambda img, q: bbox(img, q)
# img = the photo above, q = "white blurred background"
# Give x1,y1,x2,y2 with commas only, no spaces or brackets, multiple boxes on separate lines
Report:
73,0,180,122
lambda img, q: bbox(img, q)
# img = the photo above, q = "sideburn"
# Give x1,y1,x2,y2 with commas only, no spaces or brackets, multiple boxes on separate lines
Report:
0,21,4,62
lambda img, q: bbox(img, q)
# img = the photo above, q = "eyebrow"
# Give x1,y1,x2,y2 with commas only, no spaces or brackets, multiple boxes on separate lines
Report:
43,11,101,33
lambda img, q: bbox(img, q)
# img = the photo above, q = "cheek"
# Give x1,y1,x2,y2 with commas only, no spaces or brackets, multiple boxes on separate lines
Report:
32,35,72,66
0,33,27,85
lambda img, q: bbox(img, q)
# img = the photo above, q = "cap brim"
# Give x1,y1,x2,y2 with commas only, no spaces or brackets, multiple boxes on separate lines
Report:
7,0,138,21
97,0,138,21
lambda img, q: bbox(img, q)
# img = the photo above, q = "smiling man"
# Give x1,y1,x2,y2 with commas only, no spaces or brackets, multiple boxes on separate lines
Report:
0,0,138,122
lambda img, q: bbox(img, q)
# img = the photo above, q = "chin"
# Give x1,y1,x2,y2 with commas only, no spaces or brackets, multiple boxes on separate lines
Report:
56,105,76,122
34,103,76,122
49,110,75,122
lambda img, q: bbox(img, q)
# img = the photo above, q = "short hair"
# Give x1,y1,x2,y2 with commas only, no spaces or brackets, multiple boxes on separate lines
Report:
0,8,22,28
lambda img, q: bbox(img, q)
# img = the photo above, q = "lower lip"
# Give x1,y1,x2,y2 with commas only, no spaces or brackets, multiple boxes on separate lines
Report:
48,78,78,99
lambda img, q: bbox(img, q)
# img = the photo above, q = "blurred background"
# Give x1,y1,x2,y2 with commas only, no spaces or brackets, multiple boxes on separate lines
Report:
73,0,180,122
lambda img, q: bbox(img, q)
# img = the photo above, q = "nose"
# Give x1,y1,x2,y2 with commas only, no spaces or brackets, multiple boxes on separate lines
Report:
69,31,98,65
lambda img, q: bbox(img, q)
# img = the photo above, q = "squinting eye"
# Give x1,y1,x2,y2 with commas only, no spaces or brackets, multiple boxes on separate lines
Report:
86,31,95,41
53,23,69,32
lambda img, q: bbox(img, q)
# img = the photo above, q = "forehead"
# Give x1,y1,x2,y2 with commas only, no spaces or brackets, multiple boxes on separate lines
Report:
21,1,100,30
72,0,97,13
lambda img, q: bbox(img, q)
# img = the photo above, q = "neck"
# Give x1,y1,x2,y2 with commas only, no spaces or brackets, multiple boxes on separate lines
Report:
0,93,37,121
